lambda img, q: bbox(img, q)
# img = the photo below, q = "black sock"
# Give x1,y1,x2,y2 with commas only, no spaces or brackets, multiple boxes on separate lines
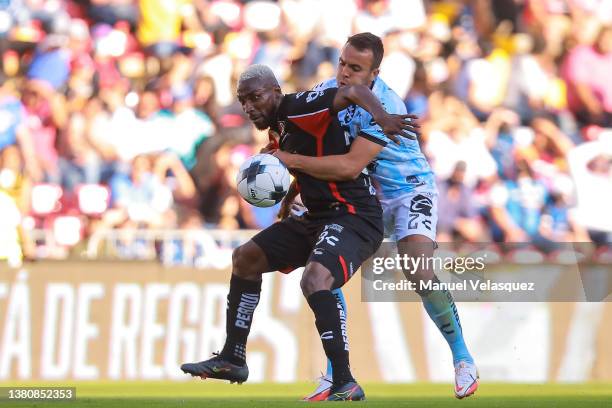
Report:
220,274,262,366
307,290,354,385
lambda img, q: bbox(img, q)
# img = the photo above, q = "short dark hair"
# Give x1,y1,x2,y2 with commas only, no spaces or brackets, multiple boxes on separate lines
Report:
346,32,384,70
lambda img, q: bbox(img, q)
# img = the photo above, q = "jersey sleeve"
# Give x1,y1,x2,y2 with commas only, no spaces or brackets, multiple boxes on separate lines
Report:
311,78,337,92
284,88,339,116
357,92,408,147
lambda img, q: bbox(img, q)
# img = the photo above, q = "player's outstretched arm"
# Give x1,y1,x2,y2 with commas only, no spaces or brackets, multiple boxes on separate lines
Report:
333,85,420,141
275,136,383,181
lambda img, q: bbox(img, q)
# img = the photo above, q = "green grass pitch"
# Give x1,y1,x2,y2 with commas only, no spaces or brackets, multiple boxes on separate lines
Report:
1,381,611,407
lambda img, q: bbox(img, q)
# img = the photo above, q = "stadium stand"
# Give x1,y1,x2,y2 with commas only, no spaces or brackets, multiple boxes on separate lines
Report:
0,0,610,267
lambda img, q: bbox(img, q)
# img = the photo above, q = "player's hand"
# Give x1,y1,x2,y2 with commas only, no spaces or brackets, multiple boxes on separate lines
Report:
278,192,297,220
273,150,294,168
376,113,421,143
279,192,306,221
278,197,292,220
289,200,306,221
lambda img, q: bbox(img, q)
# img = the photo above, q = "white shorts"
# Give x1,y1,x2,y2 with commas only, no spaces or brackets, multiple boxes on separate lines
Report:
380,190,438,242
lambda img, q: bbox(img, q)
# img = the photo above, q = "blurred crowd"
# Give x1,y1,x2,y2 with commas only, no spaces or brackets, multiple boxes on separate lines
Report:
0,0,611,264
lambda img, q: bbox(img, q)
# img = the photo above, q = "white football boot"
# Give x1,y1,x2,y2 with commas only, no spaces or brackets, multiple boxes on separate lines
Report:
302,373,333,401
454,361,479,399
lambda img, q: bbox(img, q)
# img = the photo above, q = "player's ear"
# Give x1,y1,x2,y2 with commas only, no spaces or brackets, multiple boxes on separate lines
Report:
370,68,380,82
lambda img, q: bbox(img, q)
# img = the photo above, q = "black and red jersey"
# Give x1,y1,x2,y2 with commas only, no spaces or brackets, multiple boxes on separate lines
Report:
276,88,381,220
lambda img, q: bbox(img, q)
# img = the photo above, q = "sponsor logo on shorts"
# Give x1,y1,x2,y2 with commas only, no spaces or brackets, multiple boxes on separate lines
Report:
326,224,344,233
316,225,341,247
406,175,426,187
410,194,433,217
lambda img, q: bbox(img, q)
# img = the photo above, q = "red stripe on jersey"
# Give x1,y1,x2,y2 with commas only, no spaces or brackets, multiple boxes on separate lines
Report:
338,255,349,283
316,138,323,157
288,107,354,212
328,182,356,214
287,108,332,144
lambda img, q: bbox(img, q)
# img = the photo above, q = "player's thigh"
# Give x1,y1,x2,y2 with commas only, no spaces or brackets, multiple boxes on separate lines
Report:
306,215,383,290
250,217,312,273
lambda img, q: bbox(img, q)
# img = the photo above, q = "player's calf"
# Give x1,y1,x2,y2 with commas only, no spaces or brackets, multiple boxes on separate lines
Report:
197,241,264,372
302,263,352,386
215,273,262,367
398,235,476,397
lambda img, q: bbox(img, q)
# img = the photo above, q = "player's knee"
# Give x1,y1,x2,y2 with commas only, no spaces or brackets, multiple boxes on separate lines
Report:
232,242,266,279
398,235,436,281
300,263,334,296
301,274,327,297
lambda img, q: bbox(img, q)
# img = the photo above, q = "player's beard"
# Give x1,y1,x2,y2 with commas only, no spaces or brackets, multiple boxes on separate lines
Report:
254,121,269,130
253,116,272,130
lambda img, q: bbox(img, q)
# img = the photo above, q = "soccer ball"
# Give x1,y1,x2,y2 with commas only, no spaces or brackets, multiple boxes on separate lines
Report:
236,153,291,207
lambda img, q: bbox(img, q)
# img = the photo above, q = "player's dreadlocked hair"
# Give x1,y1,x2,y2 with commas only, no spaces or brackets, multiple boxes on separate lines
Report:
346,32,384,70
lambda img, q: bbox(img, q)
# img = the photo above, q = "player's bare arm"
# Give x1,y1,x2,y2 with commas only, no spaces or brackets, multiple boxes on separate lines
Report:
333,84,419,141
272,85,421,181
276,136,383,181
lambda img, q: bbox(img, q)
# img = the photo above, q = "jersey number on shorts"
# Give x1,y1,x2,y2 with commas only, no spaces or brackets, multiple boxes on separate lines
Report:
408,213,432,231
408,214,419,230
317,231,339,247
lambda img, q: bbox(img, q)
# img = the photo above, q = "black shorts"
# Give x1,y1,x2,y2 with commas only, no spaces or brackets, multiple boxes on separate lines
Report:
251,213,383,289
